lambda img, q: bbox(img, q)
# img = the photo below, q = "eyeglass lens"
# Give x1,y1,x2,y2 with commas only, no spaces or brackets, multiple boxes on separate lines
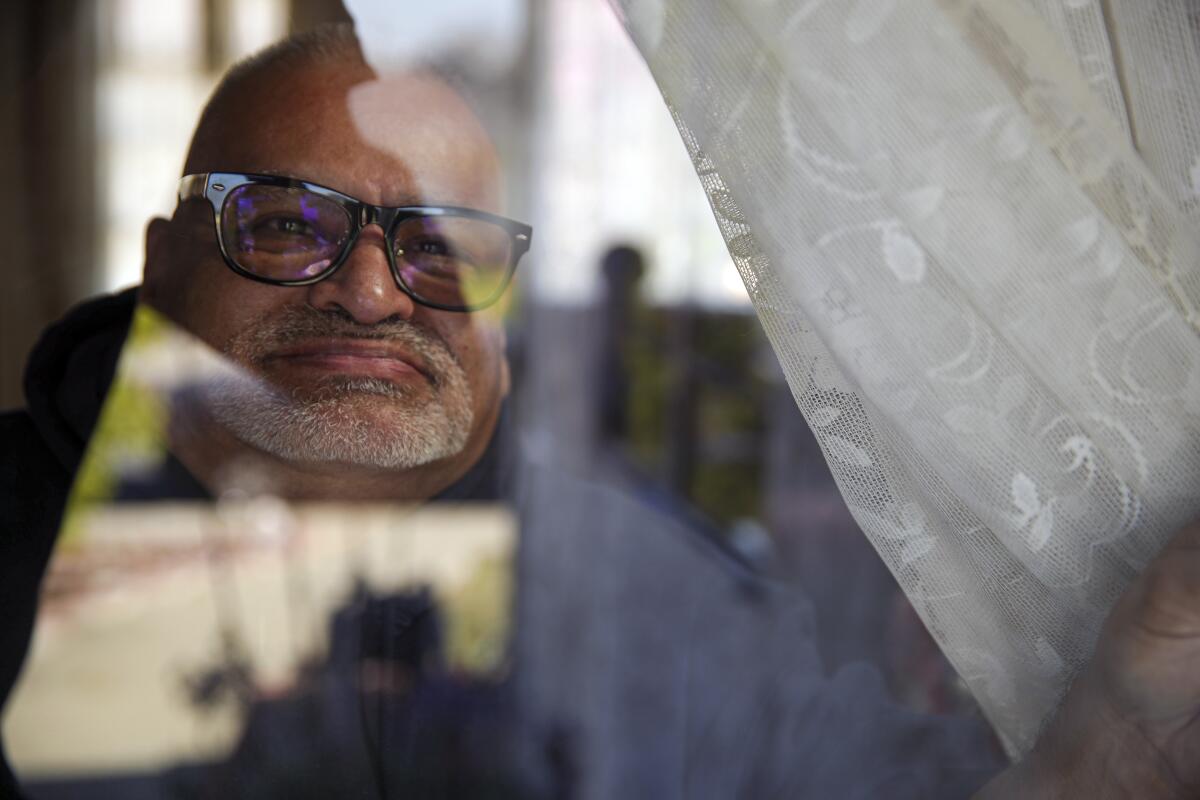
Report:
221,184,514,309
222,184,352,281
392,216,514,309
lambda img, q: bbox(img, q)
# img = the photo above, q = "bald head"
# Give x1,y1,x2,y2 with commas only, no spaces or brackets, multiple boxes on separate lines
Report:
185,25,366,174
181,24,500,209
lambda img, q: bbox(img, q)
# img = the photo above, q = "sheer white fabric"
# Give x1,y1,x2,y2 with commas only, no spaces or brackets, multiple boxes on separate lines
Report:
613,0,1200,756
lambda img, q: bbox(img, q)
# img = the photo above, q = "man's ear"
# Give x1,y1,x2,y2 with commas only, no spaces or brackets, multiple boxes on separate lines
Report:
141,217,172,307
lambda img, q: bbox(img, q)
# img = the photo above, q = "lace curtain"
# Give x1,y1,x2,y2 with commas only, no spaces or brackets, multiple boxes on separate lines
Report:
612,0,1200,756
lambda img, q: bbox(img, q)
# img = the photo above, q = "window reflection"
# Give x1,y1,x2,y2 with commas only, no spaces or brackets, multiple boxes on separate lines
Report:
1,2,1004,798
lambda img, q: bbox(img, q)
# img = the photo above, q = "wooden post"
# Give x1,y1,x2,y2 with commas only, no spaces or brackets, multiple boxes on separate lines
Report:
0,0,98,409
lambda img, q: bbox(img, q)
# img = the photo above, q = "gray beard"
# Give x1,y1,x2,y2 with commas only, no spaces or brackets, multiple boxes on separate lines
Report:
202,309,474,470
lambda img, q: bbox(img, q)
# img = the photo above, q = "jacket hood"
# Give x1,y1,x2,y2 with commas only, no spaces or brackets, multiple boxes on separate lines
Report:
23,288,138,474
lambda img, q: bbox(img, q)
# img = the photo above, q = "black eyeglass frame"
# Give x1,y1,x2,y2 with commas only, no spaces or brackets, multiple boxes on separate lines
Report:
178,171,532,312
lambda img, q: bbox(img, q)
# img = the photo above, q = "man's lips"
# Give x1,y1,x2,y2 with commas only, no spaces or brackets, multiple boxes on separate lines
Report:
264,339,433,384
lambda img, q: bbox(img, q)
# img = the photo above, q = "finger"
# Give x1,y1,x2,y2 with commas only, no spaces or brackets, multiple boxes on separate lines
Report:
1132,518,1200,641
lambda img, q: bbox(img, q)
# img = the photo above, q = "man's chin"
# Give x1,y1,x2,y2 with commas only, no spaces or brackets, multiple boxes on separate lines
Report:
305,392,451,436
201,381,474,471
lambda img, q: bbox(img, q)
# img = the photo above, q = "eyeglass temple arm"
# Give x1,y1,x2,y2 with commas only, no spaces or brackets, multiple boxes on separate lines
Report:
177,173,210,203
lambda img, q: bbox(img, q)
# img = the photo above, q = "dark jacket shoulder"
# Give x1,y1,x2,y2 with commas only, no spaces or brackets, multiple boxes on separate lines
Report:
0,288,137,796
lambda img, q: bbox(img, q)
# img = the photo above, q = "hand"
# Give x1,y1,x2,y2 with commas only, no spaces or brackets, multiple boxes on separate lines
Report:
976,518,1200,799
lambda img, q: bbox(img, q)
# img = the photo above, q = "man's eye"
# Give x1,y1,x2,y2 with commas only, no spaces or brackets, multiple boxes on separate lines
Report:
412,238,453,257
257,216,314,236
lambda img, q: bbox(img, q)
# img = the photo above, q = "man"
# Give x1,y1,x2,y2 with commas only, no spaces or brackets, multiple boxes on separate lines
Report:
1,23,1197,799
141,37,515,504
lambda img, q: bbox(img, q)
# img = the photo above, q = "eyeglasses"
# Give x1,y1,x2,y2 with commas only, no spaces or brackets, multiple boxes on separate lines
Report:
178,172,532,312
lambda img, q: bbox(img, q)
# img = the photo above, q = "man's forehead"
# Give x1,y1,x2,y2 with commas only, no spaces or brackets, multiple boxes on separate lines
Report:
235,165,427,208
186,62,502,210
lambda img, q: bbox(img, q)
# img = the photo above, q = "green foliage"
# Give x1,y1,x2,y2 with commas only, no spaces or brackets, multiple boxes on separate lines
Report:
61,306,171,545
621,308,767,527
443,554,513,675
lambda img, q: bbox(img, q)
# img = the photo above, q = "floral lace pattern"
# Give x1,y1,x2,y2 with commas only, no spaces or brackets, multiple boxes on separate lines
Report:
614,0,1200,755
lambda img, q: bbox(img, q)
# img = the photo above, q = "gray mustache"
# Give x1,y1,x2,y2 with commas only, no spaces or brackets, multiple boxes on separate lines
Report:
265,307,445,345
223,306,465,392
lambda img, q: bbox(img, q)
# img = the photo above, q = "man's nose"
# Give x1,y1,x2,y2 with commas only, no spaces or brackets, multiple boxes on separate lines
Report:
306,225,417,324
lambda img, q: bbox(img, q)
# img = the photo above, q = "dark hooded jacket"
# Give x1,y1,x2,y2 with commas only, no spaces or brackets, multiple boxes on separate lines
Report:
0,288,138,793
